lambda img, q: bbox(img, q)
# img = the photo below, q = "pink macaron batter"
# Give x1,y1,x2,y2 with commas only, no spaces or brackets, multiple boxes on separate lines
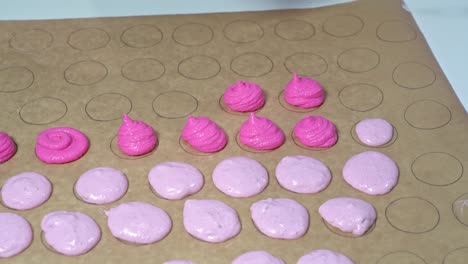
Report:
297,249,354,264
118,114,157,156
164,261,195,264
182,115,227,153
284,73,324,109
0,132,16,163
35,127,89,164
0,213,33,258
239,113,284,150
293,115,338,148
75,167,128,204
1,172,52,210
232,250,285,264
223,80,265,112
355,118,393,147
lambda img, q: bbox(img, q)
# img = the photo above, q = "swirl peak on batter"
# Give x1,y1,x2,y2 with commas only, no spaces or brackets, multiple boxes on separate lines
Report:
293,115,337,148
118,114,157,156
284,72,324,109
223,80,265,112
239,113,284,150
182,115,227,153
35,127,89,164
0,132,16,163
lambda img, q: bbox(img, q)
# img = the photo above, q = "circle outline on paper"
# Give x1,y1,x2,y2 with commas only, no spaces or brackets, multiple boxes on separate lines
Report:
337,47,380,73
223,20,264,43
178,55,221,80
67,27,111,50
274,19,315,41
376,251,428,264
322,14,364,37
121,58,166,82
172,22,214,47
19,96,68,125
10,28,53,52
443,247,468,264
152,91,198,119
0,66,35,93
392,62,436,89
284,52,328,76
85,92,132,121
120,24,163,48
411,152,463,186
230,52,274,77
404,99,452,130
338,83,384,112
64,60,108,86
376,19,417,43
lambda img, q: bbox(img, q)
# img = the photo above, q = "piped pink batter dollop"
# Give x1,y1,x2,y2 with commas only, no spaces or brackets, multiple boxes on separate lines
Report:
182,115,227,153
75,167,128,204
0,132,16,163
250,198,309,240
41,211,101,256
1,172,52,210
297,249,354,264
293,116,337,148
275,155,331,194
118,114,157,156
239,113,284,150
232,250,285,264
0,213,32,258
106,202,172,244
355,118,393,147
35,127,89,164
343,151,399,195
223,80,265,112
319,197,376,236
183,199,241,243
284,73,324,109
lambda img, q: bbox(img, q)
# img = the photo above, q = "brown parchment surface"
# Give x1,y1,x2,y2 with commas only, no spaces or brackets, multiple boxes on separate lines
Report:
1,0,467,263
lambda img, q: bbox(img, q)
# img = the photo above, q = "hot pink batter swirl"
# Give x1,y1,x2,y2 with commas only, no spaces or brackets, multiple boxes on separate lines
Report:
35,127,89,164
0,132,16,163
284,73,325,108
239,113,285,150
182,115,227,153
118,114,157,156
293,115,337,148
223,80,265,112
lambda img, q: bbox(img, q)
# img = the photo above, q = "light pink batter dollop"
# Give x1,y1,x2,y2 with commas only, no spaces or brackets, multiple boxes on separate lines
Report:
35,127,89,164
164,261,194,264
250,198,309,240
148,162,204,200
118,114,157,156
297,249,354,264
213,157,268,198
319,197,376,236
293,116,337,148
183,199,241,243
232,250,285,264
0,213,32,258
75,167,128,204
105,202,172,244
1,172,52,210
343,151,399,195
182,115,227,153
284,73,324,109
239,113,284,150
223,80,265,112
41,211,101,256
0,132,16,163
355,118,393,147
275,155,331,194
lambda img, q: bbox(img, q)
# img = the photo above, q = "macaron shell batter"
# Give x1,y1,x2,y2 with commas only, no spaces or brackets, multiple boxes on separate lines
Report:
1,172,52,210
117,114,157,156
164,261,195,264
223,80,265,112
182,115,227,153
148,162,203,200
0,132,16,163
75,167,128,204
35,127,89,164
355,118,393,147
297,249,354,264
250,198,309,240
284,73,325,109
0,213,33,258
293,115,338,148
41,211,101,256
239,113,285,150
105,202,172,244
212,157,268,198
183,199,241,243
232,250,285,264
275,155,331,194
342,151,399,195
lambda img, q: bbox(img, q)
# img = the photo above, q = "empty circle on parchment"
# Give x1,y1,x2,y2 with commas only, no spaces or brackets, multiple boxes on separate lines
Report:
350,121,398,148
404,100,451,129
412,152,463,186
231,52,273,77
152,91,198,119
385,197,440,234
323,15,364,37
120,24,163,48
67,28,110,50
444,247,468,264
178,55,221,80
338,83,383,112
338,48,380,73
453,193,468,226
121,58,165,82
64,60,108,86
0,66,34,92
10,29,53,52
393,62,436,89
110,134,158,160
377,20,417,42
377,251,427,264
85,93,132,121
19,97,67,125
223,20,264,43
274,19,315,41
172,23,213,46
284,52,328,76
